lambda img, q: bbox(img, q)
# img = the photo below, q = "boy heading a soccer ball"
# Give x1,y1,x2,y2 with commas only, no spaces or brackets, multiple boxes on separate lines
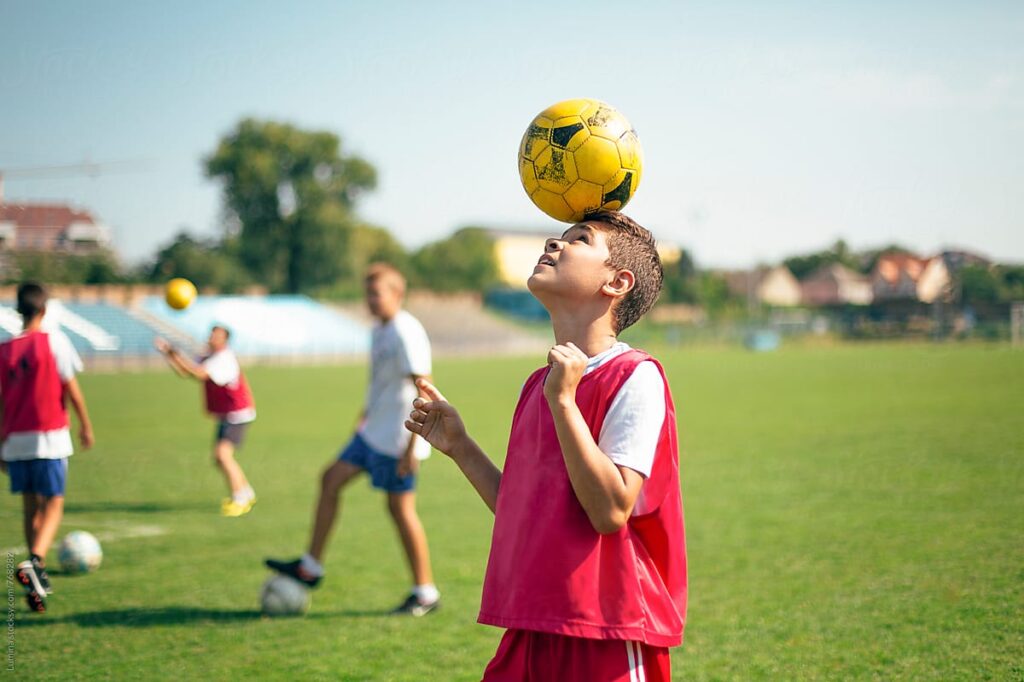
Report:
406,211,686,681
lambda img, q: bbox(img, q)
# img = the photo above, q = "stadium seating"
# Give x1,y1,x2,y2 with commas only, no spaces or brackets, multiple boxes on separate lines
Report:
139,295,369,357
1,295,370,359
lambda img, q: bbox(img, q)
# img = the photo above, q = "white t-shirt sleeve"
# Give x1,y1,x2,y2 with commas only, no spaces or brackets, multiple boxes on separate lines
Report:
396,315,432,377
598,361,665,478
201,351,240,387
49,330,83,383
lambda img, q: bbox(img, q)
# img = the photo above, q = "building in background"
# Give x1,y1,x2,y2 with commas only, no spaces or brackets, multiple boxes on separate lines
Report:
0,203,112,254
724,265,802,308
801,263,872,306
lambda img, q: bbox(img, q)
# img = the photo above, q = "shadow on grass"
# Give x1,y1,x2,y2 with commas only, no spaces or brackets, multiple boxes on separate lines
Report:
16,606,390,627
64,501,211,514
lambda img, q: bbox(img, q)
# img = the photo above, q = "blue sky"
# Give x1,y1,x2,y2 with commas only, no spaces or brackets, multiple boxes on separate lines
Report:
1,1,1021,267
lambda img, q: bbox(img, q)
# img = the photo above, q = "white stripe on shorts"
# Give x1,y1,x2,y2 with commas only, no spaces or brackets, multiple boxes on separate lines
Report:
626,641,646,682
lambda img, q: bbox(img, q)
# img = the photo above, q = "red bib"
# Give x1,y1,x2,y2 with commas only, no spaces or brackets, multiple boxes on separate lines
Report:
478,350,687,647
0,332,69,438
203,371,254,416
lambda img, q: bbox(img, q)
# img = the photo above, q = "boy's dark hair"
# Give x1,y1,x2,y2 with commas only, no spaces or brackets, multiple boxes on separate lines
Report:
16,282,48,321
212,324,231,340
586,210,663,333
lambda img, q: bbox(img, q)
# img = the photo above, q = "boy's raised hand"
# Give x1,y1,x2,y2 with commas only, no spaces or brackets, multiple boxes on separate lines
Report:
405,379,467,457
544,342,588,406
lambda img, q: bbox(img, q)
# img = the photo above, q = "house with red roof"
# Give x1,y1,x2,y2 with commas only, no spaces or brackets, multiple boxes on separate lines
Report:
871,253,951,304
0,202,111,254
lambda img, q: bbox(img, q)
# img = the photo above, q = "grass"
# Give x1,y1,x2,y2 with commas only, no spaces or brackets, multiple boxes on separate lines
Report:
3,343,1022,680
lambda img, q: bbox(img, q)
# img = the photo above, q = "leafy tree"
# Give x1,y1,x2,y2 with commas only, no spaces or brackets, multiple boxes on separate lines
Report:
147,232,251,292
661,248,698,303
410,227,499,292
784,239,861,280
3,249,128,285
205,119,377,293
958,265,1002,305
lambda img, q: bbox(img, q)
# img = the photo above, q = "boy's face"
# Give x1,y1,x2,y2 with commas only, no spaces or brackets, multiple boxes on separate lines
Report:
365,277,403,321
208,328,228,351
527,221,617,301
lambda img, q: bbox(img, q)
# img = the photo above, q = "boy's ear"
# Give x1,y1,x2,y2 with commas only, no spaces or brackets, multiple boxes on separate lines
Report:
602,269,635,299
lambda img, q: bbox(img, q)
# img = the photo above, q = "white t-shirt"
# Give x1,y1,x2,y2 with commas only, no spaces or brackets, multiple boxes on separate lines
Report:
1,330,83,461
586,342,666,478
359,310,432,459
200,348,256,424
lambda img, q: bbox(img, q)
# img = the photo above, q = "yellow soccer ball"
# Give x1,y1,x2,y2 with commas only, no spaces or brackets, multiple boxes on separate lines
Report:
165,278,197,310
519,98,643,223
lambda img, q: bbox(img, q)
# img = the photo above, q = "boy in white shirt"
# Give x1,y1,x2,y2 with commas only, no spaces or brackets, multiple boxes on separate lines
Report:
266,263,440,615
155,325,257,516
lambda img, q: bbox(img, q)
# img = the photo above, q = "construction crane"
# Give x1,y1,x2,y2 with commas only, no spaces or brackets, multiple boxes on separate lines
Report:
0,159,151,202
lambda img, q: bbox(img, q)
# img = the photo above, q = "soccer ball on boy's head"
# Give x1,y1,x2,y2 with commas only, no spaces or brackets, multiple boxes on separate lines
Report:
165,278,197,310
519,98,643,223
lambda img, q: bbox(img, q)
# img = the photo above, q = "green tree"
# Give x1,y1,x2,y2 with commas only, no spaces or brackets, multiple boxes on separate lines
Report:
661,249,698,303
959,264,1002,305
147,232,251,292
410,227,499,292
784,239,861,280
4,249,128,285
205,119,377,293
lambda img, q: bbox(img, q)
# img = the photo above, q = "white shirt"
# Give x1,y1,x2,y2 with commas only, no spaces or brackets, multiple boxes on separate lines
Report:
200,348,256,424
359,310,432,459
1,330,83,461
587,342,666,478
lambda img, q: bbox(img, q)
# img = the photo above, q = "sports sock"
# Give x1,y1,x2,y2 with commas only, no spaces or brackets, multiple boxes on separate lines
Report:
413,584,440,604
232,487,255,504
300,553,324,577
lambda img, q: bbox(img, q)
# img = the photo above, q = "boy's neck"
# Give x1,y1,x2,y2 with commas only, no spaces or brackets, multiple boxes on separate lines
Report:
550,311,618,358
22,316,44,333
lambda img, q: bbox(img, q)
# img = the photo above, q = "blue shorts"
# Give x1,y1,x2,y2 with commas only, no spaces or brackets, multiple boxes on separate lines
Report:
338,434,416,493
7,458,68,497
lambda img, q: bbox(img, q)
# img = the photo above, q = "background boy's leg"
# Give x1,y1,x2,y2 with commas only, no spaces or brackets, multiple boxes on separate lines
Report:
29,494,64,560
22,493,39,551
213,440,250,494
308,459,362,562
387,492,434,589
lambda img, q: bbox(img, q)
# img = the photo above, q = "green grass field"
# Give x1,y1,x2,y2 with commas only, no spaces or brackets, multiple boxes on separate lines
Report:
3,343,1022,680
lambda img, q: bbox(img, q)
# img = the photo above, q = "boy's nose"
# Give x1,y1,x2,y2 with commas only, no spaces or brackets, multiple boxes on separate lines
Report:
545,238,565,252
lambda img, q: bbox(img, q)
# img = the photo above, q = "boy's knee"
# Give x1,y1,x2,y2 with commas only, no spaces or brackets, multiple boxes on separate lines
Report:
320,464,348,494
387,493,415,519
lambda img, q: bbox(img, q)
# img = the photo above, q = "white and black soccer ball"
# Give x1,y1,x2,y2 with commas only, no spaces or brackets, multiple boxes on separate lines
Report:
260,575,310,616
58,531,103,574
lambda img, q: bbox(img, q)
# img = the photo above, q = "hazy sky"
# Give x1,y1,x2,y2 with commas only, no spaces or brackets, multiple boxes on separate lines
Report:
1,1,1021,267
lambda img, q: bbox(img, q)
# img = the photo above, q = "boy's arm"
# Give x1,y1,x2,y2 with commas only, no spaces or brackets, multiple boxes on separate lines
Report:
155,338,208,381
545,343,644,534
65,377,95,450
405,379,502,513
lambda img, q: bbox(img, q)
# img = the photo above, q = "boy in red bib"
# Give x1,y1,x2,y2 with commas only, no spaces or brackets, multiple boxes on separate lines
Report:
406,212,686,681
155,326,257,516
1,283,95,613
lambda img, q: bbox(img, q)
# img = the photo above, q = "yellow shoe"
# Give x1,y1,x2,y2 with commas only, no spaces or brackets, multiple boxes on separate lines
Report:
221,496,256,517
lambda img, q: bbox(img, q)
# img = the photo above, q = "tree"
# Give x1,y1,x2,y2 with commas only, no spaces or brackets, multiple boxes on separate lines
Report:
410,228,499,292
3,249,128,285
661,248,698,303
205,119,377,293
784,239,860,280
147,231,251,292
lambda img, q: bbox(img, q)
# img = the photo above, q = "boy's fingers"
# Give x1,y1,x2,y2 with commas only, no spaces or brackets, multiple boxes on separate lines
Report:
404,419,423,434
416,379,447,402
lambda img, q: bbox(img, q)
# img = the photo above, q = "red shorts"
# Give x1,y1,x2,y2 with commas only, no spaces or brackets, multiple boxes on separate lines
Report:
481,629,671,682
